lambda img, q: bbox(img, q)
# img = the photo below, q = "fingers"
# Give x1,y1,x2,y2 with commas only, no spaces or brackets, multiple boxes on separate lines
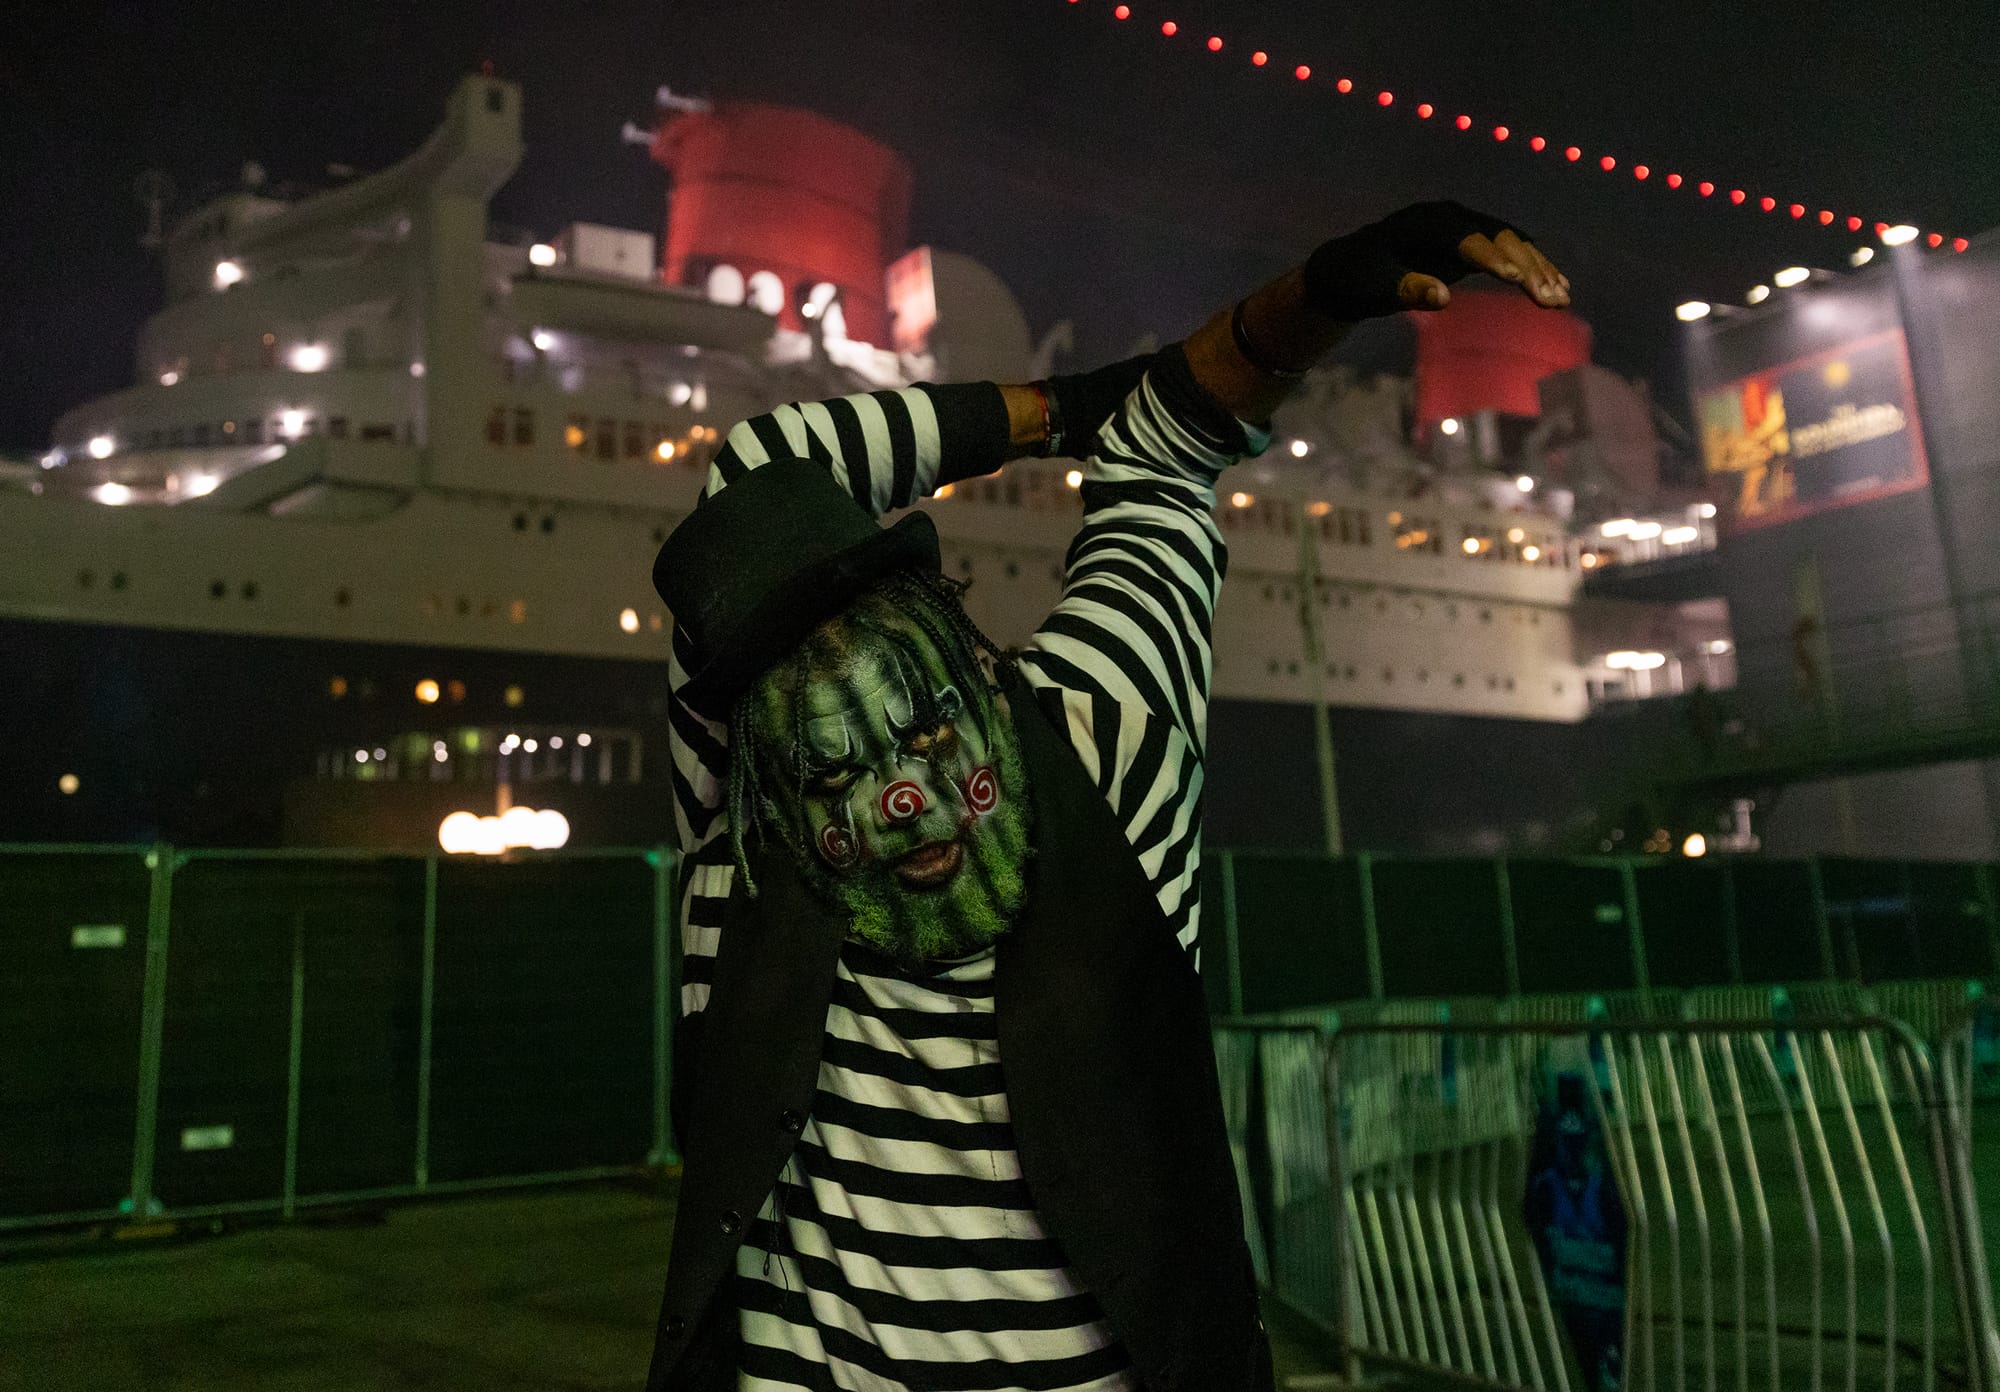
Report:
1460,229,1570,308
1397,272,1451,311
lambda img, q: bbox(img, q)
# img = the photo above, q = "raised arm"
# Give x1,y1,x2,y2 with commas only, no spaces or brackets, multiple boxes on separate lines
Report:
1018,201,1572,754
700,382,1051,513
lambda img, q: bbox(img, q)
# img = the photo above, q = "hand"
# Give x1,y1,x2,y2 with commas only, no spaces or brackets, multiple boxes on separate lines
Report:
1303,200,1570,322
1399,226,1569,311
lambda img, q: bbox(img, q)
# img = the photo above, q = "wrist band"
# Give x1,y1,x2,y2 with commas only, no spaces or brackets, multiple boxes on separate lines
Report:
1028,380,1064,457
1230,300,1311,380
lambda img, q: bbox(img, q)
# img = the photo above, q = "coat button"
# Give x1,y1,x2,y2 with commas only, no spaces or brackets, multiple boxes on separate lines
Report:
663,1315,687,1338
719,1209,743,1236
779,1108,805,1134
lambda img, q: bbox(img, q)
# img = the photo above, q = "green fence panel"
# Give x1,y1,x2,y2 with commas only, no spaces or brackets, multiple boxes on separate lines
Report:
150,856,428,1210
428,855,654,1184
1227,853,1371,1013
1636,860,1740,988
0,849,154,1221
1904,860,1998,979
1371,858,1508,997
152,859,304,1208
1727,860,1829,983
1819,857,1995,983
1509,859,1638,994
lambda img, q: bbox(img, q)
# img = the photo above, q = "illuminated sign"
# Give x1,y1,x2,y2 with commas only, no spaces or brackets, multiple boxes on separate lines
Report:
1698,328,1928,529
885,246,937,355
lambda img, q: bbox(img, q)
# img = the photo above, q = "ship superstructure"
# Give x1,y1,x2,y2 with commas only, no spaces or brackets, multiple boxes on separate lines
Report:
4,76,1726,849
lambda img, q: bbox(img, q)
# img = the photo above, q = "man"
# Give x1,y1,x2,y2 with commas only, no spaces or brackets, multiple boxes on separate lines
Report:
648,202,1571,1391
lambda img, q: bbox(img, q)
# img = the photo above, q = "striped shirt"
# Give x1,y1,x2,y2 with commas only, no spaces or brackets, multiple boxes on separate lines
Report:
667,352,1265,1391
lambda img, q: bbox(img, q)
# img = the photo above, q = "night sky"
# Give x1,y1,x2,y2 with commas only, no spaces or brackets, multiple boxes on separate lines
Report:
7,0,1997,451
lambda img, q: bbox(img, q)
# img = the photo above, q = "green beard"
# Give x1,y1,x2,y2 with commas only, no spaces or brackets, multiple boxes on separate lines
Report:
822,714,1030,973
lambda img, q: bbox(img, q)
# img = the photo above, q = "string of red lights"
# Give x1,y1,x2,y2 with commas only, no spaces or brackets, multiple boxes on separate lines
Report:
1068,0,1969,258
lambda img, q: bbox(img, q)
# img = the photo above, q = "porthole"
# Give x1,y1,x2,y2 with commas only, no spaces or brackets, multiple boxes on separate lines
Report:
242,581,258,600
210,580,226,599
1005,561,1019,579
540,516,555,534
111,572,127,591
512,513,528,532
336,588,353,608
77,570,94,589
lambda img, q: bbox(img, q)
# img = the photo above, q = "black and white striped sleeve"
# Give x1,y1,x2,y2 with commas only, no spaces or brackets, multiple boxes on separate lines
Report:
1021,345,1267,756
699,382,1010,511
1017,345,1270,956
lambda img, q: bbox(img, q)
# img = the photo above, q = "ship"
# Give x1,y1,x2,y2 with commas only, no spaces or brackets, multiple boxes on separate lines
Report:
0,76,1729,855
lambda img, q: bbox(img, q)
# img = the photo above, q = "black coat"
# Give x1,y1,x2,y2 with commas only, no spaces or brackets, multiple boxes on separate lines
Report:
645,677,1273,1391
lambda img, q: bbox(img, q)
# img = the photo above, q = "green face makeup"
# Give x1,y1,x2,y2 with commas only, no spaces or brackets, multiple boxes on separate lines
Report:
745,586,1030,973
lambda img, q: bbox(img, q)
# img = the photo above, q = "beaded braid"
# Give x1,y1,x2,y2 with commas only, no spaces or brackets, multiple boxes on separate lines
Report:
722,567,1019,899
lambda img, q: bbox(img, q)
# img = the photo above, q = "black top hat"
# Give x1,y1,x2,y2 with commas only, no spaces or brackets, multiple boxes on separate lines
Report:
652,459,942,719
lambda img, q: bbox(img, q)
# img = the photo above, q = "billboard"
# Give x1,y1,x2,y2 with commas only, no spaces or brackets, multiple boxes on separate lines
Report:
1697,328,1928,529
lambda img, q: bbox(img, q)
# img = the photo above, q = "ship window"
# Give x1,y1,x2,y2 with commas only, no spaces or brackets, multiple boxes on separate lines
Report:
513,409,534,446
361,423,393,441
328,417,348,439
565,415,587,451
486,407,506,445
623,421,643,458
244,420,262,443
595,421,615,461
210,580,226,599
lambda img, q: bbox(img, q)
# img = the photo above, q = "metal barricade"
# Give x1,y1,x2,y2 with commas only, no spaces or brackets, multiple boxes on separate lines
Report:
1217,1014,2000,1392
